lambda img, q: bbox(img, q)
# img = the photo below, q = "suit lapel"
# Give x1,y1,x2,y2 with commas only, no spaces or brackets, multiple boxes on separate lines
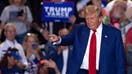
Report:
99,25,109,73
79,26,90,65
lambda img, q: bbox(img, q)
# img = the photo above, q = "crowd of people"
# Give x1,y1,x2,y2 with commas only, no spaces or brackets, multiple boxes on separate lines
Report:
0,0,131,74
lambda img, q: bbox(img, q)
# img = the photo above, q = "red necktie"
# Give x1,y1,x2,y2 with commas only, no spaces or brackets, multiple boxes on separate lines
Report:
89,30,96,74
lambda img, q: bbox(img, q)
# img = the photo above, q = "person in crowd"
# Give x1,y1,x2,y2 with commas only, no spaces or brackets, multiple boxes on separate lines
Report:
49,5,126,74
92,0,109,17
23,33,40,74
54,28,73,74
69,4,87,31
33,22,58,60
108,0,127,29
0,23,28,68
109,0,129,43
38,28,72,74
125,6,132,74
0,0,33,44
38,64,49,74
105,0,132,13
0,47,23,74
39,59,61,74
103,0,129,43
125,6,132,50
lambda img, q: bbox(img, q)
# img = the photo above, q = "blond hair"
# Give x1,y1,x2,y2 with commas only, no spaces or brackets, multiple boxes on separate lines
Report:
23,33,39,50
85,5,102,16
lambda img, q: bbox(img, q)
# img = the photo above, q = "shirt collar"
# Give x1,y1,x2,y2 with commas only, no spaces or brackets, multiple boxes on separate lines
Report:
90,23,103,34
96,23,103,34
5,39,17,45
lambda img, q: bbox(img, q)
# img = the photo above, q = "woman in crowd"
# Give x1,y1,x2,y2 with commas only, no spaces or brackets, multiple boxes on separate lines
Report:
0,47,23,74
23,33,40,74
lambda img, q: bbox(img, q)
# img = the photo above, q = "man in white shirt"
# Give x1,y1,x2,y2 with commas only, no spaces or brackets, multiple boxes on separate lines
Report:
0,23,28,68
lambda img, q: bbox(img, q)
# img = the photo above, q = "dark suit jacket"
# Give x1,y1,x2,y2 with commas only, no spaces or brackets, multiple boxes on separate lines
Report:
55,46,73,73
60,24,126,74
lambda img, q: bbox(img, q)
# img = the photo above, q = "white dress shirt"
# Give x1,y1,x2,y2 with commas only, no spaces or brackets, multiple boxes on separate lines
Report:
62,48,69,74
80,24,103,70
0,39,28,66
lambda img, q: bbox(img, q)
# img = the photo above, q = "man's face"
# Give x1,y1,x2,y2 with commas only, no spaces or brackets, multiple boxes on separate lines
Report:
112,7,125,18
4,26,16,41
13,0,22,5
85,12,100,30
111,1,126,18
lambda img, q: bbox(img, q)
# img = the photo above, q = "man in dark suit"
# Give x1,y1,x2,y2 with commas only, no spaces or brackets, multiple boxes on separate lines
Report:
49,5,126,74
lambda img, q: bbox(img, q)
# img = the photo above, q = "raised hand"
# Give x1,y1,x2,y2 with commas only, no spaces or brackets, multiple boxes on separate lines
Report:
49,34,60,42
